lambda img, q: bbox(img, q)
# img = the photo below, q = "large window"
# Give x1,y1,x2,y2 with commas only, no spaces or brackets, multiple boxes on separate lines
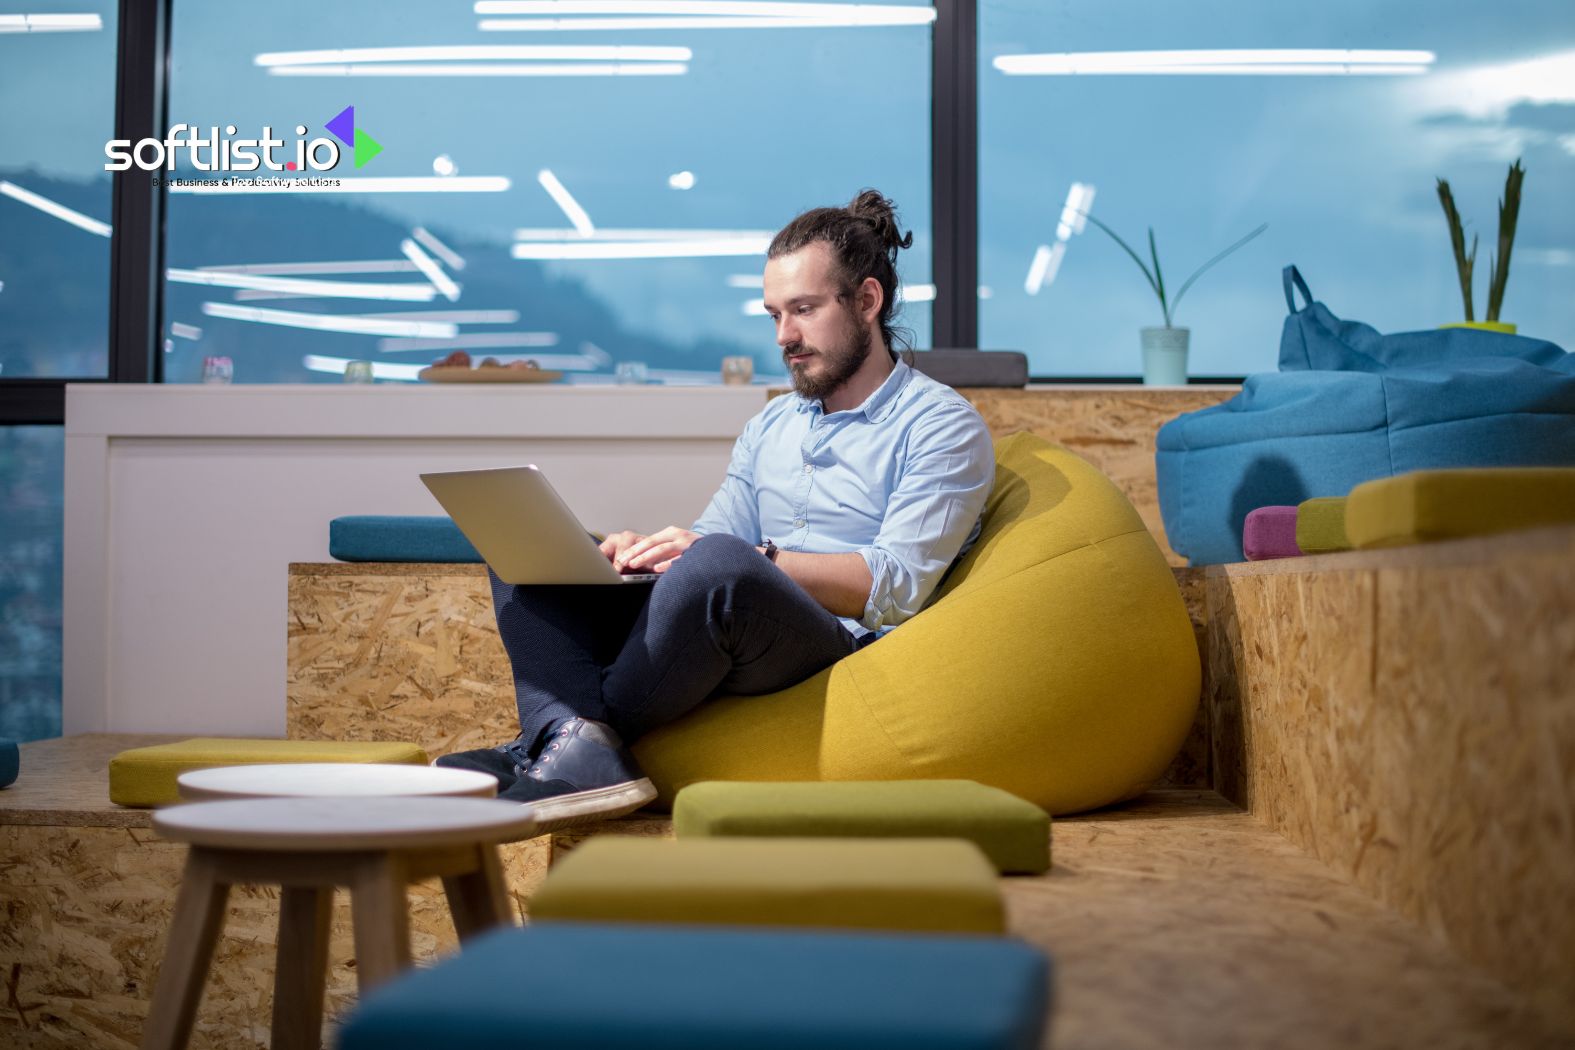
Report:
0,4,118,379
979,0,1575,377
0,4,118,741
161,0,934,385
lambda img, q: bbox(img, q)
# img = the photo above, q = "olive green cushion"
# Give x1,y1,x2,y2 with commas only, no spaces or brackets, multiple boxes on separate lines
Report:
673,780,1050,874
108,738,429,807
1346,468,1575,549
529,837,1005,935
633,433,1201,816
1294,497,1351,553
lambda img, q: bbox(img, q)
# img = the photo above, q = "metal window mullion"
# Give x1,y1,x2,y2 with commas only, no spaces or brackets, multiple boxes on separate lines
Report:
931,0,978,350
108,0,169,385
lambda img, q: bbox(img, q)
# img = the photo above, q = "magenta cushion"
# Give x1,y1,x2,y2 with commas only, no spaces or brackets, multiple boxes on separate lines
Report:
1242,506,1304,561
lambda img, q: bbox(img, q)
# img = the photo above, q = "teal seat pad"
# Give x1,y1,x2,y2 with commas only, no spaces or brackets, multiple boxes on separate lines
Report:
340,922,1051,1050
329,515,481,563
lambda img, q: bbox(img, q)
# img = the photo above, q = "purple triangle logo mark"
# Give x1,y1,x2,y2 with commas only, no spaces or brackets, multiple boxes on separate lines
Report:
325,105,355,148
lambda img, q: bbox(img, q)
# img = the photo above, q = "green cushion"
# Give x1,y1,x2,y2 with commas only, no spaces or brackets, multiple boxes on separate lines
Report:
529,837,1005,935
1346,467,1575,548
673,780,1050,874
108,737,429,807
1295,497,1351,553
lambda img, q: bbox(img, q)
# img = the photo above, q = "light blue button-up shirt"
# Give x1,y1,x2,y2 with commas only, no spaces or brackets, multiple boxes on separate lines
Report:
692,358,995,638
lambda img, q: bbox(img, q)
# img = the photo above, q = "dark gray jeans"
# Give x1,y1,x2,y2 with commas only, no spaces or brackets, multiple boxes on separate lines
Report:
487,532,876,747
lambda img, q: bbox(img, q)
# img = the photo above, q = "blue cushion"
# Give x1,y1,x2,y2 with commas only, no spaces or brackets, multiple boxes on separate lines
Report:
1156,269,1575,565
0,739,17,789
340,923,1051,1050
329,516,481,563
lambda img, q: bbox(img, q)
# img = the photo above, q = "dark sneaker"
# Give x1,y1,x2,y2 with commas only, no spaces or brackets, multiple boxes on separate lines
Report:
434,735,534,791
497,718,657,831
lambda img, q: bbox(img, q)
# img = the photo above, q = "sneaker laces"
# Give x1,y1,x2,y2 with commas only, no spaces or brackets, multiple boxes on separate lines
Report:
525,721,577,781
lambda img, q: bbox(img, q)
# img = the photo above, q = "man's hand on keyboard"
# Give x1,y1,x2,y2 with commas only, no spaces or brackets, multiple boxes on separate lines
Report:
610,526,701,574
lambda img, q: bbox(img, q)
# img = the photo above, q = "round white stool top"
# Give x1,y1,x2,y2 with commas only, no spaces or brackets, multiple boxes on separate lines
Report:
154,796,541,851
176,762,497,802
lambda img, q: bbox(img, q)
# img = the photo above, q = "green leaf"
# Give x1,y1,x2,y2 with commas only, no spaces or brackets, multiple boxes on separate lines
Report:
1079,211,1163,307
1170,223,1269,318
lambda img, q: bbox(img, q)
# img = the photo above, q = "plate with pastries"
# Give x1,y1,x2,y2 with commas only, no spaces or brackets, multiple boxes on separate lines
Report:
418,350,564,383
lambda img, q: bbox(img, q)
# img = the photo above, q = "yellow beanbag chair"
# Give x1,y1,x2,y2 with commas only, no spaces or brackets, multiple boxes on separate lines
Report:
632,432,1201,815
1346,467,1575,549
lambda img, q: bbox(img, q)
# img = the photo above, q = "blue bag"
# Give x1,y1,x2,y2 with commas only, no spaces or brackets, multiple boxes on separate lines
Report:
1155,266,1575,565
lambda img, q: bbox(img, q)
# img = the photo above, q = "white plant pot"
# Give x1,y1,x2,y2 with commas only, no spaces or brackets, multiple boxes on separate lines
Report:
1140,326,1190,386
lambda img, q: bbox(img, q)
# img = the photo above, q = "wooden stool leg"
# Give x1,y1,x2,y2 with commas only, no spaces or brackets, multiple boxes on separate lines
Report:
141,848,231,1050
441,844,514,941
349,854,411,992
271,885,333,1050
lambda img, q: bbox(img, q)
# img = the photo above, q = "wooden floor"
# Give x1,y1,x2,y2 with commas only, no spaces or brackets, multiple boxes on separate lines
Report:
4,740,1570,1049
1018,792,1569,1050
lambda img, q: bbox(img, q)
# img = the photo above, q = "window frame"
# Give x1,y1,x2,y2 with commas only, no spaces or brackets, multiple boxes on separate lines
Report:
0,0,1244,430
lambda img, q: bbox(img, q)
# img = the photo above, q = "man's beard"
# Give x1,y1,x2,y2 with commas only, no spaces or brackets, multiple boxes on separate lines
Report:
784,311,872,401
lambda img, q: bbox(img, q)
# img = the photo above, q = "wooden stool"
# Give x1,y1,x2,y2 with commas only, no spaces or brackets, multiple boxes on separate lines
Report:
143,796,539,1050
176,762,498,802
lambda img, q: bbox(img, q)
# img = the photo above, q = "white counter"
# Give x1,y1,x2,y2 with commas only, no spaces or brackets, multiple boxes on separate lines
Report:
64,383,768,736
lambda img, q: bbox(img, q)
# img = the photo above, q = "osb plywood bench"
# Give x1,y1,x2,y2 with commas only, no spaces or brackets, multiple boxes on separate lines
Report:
286,525,1575,1042
0,734,554,1050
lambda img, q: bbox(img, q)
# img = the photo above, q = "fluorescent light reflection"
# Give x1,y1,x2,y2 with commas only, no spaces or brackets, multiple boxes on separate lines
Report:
0,180,112,236
474,1,937,31
169,268,437,301
256,44,690,65
400,240,462,302
378,332,562,352
271,62,687,77
200,259,417,274
537,170,596,237
0,13,102,32
725,274,763,288
994,49,1435,76
413,227,466,270
516,237,770,259
360,309,519,323
169,323,203,340
203,302,459,338
170,177,511,195
516,228,774,241
1026,182,1095,295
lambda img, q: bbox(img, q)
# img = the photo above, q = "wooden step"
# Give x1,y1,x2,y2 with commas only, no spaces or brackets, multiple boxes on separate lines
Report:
9,739,1565,1049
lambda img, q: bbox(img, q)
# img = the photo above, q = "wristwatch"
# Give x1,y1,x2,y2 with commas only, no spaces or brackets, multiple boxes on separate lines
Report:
761,539,780,563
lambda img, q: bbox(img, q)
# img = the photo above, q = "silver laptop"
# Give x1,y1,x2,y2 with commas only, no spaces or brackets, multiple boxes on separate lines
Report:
420,465,659,585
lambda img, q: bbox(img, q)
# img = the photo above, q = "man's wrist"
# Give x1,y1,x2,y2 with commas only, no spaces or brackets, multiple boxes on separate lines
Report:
761,539,780,563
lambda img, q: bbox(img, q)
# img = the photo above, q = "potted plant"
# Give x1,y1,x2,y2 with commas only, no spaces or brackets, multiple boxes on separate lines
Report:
1082,214,1267,384
1437,158,1524,334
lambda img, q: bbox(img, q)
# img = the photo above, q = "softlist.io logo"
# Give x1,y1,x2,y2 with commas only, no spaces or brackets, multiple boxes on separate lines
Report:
104,105,382,173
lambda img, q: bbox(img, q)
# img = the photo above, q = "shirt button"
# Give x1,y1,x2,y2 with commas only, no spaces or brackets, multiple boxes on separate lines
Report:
803,463,814,474
793,518,806,529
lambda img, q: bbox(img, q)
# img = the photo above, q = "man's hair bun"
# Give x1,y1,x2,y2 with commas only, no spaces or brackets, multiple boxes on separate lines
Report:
848,189,914,253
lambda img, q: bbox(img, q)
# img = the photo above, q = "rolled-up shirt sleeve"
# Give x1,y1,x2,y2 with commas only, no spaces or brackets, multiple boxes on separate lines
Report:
856,402,995,631
691,414,762,542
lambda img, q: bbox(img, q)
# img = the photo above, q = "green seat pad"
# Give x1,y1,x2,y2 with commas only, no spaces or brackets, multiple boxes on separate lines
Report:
674,780,1050,874
1347,468,1575,549
1295,497,1351,554
529,837,1005,935
109,737,428,807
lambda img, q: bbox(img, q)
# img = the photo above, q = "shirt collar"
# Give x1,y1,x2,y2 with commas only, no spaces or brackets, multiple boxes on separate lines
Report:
793,355,913,423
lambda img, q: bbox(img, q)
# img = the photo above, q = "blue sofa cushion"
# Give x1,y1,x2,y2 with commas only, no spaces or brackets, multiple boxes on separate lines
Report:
1156,267,1575,565
0,739,17,789
329,515,481,563
340,923,1051,1050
